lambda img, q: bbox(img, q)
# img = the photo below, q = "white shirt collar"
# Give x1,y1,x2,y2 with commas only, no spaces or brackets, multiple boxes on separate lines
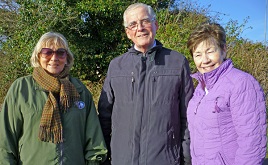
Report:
134,40,156,52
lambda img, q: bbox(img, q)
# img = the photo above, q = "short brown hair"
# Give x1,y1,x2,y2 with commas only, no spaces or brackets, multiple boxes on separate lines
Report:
187,22,226,56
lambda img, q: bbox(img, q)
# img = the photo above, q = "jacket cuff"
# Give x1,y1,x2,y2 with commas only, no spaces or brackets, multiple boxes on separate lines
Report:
87,161,99,165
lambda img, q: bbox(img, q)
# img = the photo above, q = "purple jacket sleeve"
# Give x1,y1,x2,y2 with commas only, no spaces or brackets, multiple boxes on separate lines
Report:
230,75,267,165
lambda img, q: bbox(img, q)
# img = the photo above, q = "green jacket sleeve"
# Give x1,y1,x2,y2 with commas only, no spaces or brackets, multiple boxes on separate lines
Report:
0,80,23,165
84,90,108,164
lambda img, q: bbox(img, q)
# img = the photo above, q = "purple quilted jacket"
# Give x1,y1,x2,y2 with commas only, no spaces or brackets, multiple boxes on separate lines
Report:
187,59,267,165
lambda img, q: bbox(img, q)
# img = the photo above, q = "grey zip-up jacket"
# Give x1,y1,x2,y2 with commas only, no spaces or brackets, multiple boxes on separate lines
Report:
98,40,194,165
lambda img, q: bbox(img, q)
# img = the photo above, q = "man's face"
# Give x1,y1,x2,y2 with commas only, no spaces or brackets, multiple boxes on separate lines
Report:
125,6,158,53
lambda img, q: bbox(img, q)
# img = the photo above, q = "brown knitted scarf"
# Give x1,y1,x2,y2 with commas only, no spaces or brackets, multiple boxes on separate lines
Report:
33,67,80,143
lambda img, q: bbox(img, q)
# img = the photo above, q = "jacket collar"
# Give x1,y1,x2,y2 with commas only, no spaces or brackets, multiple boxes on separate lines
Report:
191,59,233,90
128,39,163,56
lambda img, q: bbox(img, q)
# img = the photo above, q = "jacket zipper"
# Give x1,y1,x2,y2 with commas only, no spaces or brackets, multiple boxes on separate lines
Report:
193,92,205,158
59,142,63,165
194,98,202,114
131,72,135,100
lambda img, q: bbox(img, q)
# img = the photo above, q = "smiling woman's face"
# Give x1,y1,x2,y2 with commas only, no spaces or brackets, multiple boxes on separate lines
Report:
39,45,67,76
193,41,226,74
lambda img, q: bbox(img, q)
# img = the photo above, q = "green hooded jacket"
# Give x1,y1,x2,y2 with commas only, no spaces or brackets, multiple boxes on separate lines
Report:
0,75,107,165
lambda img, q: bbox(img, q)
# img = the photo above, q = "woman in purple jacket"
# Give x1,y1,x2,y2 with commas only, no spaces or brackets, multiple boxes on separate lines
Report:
186,22,267,165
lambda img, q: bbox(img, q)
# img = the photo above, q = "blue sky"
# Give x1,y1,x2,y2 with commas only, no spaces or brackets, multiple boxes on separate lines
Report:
191,0,267,44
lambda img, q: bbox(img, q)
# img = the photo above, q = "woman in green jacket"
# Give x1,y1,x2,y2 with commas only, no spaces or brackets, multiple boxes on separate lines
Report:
0,32,107,165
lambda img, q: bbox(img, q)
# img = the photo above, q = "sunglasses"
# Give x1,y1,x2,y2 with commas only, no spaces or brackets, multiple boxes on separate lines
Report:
40,48,67,59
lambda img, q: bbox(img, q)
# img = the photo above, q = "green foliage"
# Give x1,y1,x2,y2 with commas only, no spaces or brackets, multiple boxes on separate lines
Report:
0,0,267,109
157,6,209,72
0,0,174,84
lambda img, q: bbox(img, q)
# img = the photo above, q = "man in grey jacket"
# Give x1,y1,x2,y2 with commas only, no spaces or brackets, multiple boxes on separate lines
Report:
98,3,194,165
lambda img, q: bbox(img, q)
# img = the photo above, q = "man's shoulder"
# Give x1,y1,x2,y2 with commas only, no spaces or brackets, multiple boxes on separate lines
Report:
109,51,133,64
161,46,183,54
158,46,186,60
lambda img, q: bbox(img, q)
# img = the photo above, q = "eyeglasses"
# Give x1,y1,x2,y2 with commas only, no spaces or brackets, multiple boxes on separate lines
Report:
40,48,67,59
126,18,155,31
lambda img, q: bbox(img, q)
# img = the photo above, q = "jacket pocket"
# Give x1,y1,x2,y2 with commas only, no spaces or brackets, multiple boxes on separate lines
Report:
150,69,180,105
111,71,135,102
167,128,180,164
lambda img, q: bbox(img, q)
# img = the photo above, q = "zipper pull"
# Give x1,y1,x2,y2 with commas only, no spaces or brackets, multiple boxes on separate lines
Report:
152,71,157,82
131,72,135,83
194,102,200,114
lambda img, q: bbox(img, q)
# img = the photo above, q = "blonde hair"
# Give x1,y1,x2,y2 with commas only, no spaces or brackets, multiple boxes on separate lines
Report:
30,32,74,70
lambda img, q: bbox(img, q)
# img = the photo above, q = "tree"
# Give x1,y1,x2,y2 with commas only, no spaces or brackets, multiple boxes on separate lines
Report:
0,0,174,82
0,0,266,108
